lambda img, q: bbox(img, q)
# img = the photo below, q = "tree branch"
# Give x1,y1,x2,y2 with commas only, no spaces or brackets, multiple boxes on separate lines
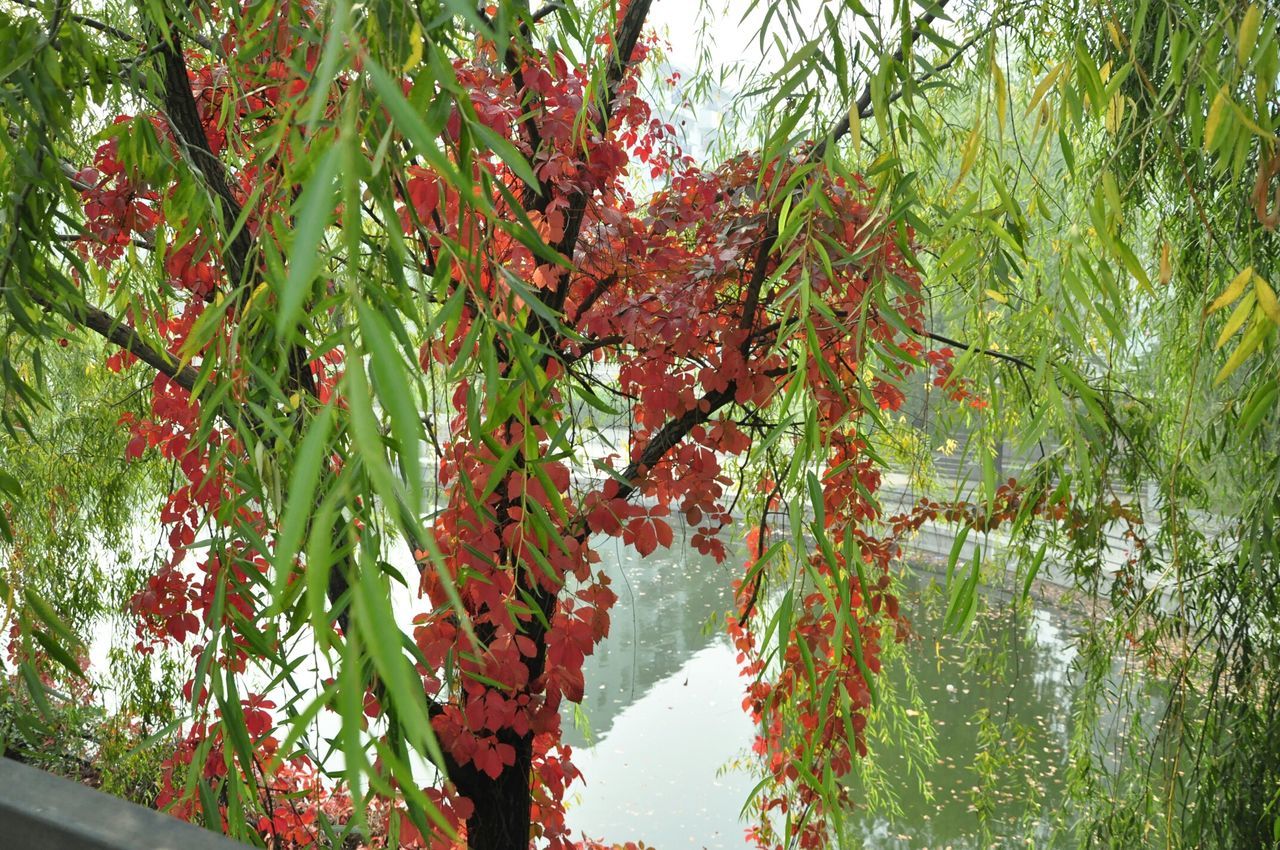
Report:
487,2,551,208
922,329,1032,369
570,271,617,324
531,2,561,22
612,385,737,504
149,19,315,401
31,293,200,390
151,25,253,289
815,0,953,159
739,219,779,339
549,0,653,310
6,0,139,44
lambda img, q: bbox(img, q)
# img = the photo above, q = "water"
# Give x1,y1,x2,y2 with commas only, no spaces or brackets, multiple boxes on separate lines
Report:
562,536,756,848
562,535,1081,849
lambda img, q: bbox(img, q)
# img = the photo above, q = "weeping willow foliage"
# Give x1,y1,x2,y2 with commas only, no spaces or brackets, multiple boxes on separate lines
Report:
843,0,1280,845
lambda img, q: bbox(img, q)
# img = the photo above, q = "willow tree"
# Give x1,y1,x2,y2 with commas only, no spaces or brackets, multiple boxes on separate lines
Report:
863,0,1280,845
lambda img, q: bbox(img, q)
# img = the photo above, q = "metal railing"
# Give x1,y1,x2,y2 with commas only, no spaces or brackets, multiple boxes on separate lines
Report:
0,757,248,849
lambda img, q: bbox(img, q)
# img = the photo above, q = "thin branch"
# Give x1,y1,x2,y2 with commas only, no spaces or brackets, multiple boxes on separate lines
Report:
570,271,617,324
739,477,784,623
922,329,1032,369
6,0,138,43
52,230,156,252
564,333,624,363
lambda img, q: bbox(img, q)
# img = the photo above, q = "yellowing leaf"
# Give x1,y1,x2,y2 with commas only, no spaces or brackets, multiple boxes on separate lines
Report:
992,60,1007,133
957,126,981,183
402,21,424,73
1105,93,1125,134
1215,319,1272,385
1215,290,1255,350
1209,267,1254,314
985,288,1009,304
243,282,269,317
849,102,861,155
1159,239,1172,284
1254,273,1280,325
1106,20,1124,50
1205,86,1229,149
1230,101,1276,140
1239,4,1262,67
1026,61,1064,117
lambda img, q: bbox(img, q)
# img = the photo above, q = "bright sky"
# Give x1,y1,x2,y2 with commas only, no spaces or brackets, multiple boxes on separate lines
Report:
646,0,905,76
640,0,916,161
649,0,840,101
639,1,832,162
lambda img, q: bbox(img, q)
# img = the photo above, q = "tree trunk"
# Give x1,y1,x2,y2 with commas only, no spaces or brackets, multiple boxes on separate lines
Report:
461,736,533,850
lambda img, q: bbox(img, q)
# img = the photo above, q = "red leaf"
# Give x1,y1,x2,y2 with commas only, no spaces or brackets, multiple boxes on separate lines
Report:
653,517,673,549
634,520,657,557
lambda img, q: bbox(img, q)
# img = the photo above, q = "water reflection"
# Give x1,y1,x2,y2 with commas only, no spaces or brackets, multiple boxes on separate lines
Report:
563,534,756,848
565,534,743,747
562,538,1091,849
846,579,1075,850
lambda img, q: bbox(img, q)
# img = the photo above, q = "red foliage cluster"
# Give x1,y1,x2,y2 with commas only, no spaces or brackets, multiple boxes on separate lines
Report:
74,9,340,843
727,439,911,849
68,1,1038,847
917,344,988,409
155,696,384,849
76,117,161,265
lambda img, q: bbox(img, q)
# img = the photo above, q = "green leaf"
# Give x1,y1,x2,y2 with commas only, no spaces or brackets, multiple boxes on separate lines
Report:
352,553,447,771
269,403,335,599
278,141,342,336
470,121,540,194
358,299,426,513
1021,540,1049,602
365,58,460,187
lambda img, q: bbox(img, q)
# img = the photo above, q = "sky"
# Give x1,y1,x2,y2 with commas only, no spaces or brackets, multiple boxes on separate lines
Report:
638,0,827,163
637,0,918,163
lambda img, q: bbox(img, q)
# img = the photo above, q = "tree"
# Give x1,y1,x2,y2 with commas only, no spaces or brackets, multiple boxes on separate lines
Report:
2,0,1278,848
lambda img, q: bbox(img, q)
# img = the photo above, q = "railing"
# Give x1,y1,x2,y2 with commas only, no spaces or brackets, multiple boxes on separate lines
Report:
0,757,247,849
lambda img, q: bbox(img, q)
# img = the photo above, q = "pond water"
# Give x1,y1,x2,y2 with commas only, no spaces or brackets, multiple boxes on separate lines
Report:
561,535,1081,849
